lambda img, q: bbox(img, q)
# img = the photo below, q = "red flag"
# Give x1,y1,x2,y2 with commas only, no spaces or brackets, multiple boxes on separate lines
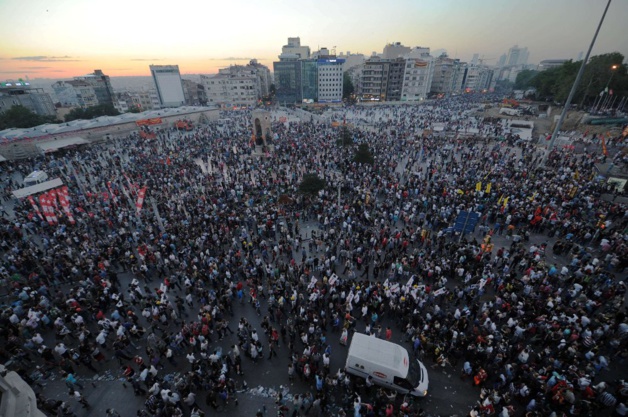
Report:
166,156,171,166
601,135,608,156
27,195,44,220
38,194,58,225
57,186,75,225
136,186,147,214
545,134,552,141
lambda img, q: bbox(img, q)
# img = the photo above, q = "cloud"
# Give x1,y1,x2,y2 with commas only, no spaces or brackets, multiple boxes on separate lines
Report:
130,58,165,61
12,55,81,62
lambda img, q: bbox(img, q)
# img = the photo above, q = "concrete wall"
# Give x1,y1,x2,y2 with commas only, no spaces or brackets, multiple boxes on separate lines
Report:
0,108,220,160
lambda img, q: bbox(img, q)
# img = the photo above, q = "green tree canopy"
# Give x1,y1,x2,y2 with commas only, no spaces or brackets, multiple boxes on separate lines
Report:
337,125,353,146
514,70,539,90
298,174,326,196
0,105,59,130
64,104,120,122
530,53,627,107
354,143,374,165
343,72,355,101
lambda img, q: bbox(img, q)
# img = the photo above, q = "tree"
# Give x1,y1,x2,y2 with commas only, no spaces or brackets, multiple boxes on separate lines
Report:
337,125,353,146
343,72,355,101
298,174,326,196
0,105,59,130
64,104,120,122
529,53,627,107
354,143,374,165
128,105,141,113
514,70,539,90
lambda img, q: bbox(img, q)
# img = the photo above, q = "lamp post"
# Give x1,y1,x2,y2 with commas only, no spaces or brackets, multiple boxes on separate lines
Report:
594,64,619,113
543,0,612,163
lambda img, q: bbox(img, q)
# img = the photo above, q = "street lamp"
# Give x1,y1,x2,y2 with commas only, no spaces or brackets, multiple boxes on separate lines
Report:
594,64,619,112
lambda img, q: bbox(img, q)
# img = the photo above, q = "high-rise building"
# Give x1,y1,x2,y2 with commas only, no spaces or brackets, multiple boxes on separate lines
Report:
506,45,529,66
430,56,466,95
359,58,391,101
149,65,185,108
182,79,207,106
52,80,99,108
273,54,303,105
497,54,507,68
282,37,310,59
301,59,318,102
400,48,435,101
315,49,344,103
0,80,56,116
73,69,114,106
202,60,271,107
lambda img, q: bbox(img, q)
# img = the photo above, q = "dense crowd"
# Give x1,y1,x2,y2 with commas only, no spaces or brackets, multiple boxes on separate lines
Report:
0,97,626,417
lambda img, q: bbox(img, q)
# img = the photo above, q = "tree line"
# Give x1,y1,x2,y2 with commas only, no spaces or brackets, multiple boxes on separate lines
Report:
514,52,627,107
0,103,120,130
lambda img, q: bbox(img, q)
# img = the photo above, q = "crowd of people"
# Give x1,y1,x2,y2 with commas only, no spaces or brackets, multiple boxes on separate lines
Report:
0,96,626,417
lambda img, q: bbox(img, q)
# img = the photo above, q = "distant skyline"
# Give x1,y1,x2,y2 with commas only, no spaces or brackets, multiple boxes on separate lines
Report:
1,0,626,79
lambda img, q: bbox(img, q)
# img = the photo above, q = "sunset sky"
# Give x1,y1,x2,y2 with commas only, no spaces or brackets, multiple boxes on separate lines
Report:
1,0,626,79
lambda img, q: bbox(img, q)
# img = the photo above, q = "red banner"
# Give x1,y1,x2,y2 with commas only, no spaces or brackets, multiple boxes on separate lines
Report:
57,186,75,225
27,195,43,220
136,186,147,214
135,118,162,126
38,194,58,225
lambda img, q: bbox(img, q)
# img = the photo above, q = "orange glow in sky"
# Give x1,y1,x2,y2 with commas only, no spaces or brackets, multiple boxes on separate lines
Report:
0,0,626,79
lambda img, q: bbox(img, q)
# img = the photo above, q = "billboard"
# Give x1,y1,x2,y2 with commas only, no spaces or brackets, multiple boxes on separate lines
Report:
135,118,162,126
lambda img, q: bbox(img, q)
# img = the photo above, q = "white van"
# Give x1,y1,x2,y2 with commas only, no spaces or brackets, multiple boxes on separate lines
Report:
23,171,49,186
345,332,429,397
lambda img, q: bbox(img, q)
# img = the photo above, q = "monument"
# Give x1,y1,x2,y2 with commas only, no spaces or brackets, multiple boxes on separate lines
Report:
251,109,272,150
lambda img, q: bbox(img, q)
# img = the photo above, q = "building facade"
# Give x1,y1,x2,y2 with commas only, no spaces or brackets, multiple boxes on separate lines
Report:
273,56,302,105
150,65,186,108
0,81,56,116
182,79,207,106
359,58,391,101
52,80,99,108
72,69,114,106
282,37,310,59
430,56,466,95
300,59,318,102
201,71,258,108
317,57,344,103
400,49,435,101
383,42,411,59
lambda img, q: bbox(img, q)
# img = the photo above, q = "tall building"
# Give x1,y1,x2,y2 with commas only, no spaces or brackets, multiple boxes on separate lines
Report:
497,54,507,68
506,45,529,66
0,80,56,116
273,54,303,104
73,69,114,105
202,60,271,107
315,49,344,103
383,42,411,59
400,48,435,101
430,56,466,95
282,37,310,59
182,79,207,106
301,59,318,102
360,58,391,101
150,65,185,108
52,80,99,108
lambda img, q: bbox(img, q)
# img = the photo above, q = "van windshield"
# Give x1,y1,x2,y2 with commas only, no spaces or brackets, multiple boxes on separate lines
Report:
407,359,423,387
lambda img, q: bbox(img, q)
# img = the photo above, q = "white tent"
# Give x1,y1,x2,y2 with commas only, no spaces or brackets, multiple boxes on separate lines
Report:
12,178,64,199
36,137,89,153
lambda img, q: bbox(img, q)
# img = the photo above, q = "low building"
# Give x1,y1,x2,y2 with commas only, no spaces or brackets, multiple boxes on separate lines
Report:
0,81,56,116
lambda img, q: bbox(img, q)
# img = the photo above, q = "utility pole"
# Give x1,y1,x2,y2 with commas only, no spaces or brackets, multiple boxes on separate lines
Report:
542,0,612,164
